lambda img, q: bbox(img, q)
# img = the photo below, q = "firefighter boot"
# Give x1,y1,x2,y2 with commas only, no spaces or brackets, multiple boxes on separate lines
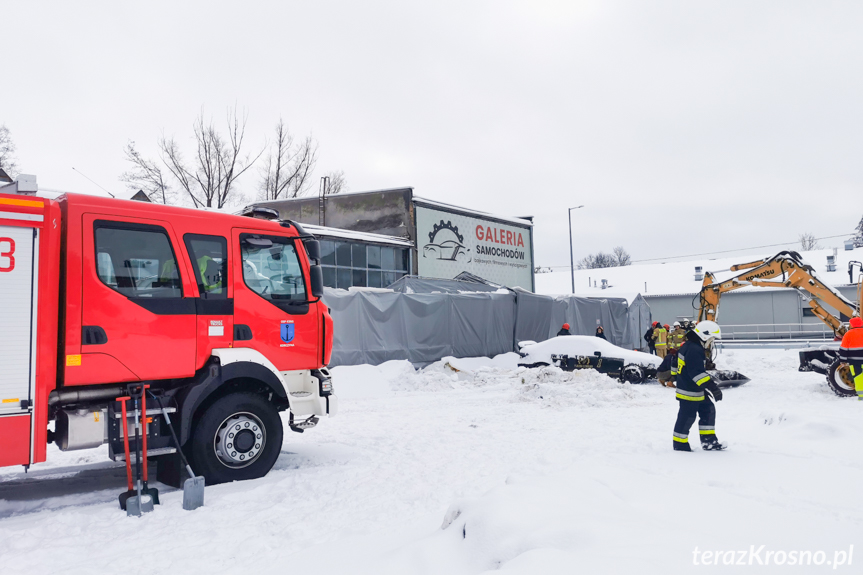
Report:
673,434,692,452
701,437,727,451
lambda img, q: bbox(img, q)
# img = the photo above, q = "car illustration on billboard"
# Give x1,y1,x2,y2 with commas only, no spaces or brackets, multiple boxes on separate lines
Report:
422,220,471,263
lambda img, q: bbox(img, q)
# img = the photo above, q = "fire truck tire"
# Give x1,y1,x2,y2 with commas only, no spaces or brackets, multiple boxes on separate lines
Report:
826,359,857,398
188,392,284,485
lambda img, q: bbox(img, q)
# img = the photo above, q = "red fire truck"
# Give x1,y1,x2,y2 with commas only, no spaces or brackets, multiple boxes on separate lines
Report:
0,190,336,486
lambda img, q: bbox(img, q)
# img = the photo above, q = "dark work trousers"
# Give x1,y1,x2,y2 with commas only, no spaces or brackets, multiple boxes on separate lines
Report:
673,398,716,446
648,342,656,355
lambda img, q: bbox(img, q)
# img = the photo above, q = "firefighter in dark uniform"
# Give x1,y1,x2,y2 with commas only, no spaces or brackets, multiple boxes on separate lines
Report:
645,322,658,354
838,316,863,400
671,320,726,451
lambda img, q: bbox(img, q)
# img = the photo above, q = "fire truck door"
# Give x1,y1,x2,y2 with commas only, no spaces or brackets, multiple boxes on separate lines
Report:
0,224,38,465
232,230,318,371
79,216,197,383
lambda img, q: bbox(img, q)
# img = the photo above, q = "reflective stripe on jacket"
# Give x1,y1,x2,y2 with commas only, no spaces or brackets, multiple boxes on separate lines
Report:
654,328,668,347
838,326,863,363
669,328,686,349
674,340,714,401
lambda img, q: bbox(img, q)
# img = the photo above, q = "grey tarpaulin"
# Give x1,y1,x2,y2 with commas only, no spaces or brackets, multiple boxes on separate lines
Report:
548,295,630,347
388,275,501,294
627,294,653,352
322,281,650,366
512,287,555,344
322,288,516,366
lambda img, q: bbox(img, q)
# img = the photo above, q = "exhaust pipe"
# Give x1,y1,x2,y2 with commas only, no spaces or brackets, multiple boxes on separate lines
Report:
48,386,126,406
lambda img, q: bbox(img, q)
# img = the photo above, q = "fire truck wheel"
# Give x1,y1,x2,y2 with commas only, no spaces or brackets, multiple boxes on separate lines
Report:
188,392,284,485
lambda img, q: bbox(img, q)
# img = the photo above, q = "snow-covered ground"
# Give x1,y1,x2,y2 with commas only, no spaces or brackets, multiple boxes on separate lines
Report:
1,349,861,574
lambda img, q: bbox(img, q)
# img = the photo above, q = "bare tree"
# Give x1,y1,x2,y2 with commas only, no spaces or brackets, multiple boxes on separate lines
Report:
577,252,617,269
613,246,632,266
323,170,348,195
120,141,173,203
258,119,317,200
534,266,553,274
159,106,264,209
578,247,632,269
855,215,863,246
0,125,19,178
799,233,821,251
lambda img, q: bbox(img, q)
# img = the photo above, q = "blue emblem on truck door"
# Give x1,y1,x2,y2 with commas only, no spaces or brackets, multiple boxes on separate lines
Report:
280,323,295,343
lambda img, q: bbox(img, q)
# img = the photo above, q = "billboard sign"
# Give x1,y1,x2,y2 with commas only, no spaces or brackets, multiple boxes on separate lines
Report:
416,204,533,289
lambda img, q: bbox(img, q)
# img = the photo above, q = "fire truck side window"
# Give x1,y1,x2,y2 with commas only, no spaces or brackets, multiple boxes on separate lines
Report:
94,222,183,299
183,234,228,299
240,234,307,305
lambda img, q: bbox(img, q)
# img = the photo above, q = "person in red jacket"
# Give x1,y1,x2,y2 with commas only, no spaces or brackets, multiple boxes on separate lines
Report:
839,316,863,400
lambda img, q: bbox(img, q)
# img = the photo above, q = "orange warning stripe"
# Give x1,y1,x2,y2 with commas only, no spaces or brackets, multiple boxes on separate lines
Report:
0,197,43,208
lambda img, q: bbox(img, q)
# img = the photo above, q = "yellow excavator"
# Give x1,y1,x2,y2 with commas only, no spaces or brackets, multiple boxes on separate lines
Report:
695,251,861,396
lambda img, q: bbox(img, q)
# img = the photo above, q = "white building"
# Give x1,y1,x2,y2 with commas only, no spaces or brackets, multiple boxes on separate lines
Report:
536,246,862,340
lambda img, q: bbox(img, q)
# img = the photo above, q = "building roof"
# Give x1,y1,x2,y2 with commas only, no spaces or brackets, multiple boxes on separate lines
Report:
250,188,533,229
535,246,863,298
301,223,413,247
412,196,533,228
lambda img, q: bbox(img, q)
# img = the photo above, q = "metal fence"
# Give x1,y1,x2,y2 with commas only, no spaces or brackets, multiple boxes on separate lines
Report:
718,323,835,341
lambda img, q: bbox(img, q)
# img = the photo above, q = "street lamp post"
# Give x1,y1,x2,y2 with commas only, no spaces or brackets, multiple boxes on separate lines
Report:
568,205,584,294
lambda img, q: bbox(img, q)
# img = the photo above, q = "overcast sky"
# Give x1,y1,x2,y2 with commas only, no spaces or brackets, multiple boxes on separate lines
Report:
3,1,861,270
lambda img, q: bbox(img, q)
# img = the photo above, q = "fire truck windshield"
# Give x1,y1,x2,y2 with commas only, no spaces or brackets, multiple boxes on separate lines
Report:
240,234,307,302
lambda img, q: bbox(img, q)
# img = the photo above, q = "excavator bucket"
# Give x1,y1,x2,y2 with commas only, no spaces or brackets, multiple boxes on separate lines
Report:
709,370,751,388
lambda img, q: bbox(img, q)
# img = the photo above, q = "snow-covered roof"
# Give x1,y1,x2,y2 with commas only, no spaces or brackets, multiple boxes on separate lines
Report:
536,246,863,298
301,223,413,247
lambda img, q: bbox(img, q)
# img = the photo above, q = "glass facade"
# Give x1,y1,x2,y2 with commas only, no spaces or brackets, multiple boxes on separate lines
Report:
319,239,410,289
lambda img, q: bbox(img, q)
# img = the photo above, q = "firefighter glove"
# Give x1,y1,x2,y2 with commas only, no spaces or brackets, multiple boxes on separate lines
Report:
704,380,723,402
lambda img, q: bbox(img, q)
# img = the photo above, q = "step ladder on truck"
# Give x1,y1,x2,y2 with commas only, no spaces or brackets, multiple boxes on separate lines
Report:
0,185,337,492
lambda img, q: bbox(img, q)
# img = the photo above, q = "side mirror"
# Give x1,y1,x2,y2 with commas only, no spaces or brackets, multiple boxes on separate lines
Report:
304,239,321,263
309,265,325,298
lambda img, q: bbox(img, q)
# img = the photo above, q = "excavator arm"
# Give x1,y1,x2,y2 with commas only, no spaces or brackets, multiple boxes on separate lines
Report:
696,251,859,336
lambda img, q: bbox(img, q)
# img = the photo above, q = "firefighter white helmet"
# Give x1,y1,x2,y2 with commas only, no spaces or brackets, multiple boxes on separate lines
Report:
693,320,721,344
673,321,681,327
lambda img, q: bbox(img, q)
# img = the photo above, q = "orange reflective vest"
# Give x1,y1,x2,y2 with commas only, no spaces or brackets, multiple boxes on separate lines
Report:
839,327,863,363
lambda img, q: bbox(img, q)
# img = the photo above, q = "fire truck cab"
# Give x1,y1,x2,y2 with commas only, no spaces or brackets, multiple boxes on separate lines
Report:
0,190,336,485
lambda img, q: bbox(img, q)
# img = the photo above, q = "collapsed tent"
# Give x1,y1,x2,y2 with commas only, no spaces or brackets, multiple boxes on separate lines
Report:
323,287,515,366
388,275,502,294
627,294,653,352
322,279,651,366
